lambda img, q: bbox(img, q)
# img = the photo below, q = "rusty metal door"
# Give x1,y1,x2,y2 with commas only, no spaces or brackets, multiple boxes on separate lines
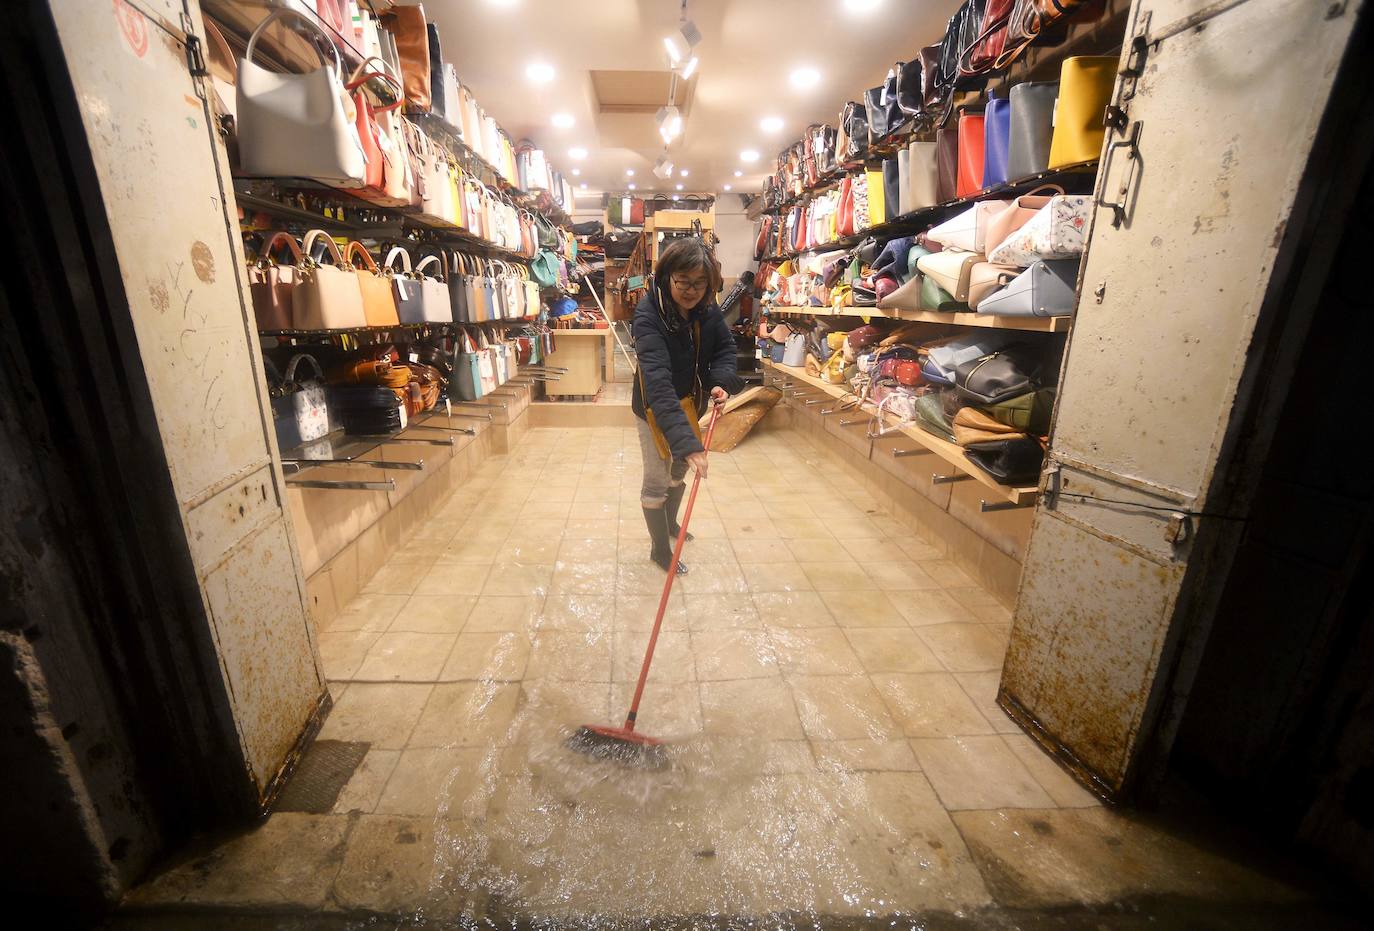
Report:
46,0,325,802
1000,0,1363,799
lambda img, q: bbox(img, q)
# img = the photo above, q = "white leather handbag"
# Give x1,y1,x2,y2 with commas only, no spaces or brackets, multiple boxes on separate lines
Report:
927,200,1012,253
906,141,940,211
293,230,367,330
916,250,982,302
411,254,455,324
236,10,366,184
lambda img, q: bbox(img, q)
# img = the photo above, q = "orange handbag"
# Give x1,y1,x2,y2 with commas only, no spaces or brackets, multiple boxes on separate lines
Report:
346,59,403,195
956,110,986,198
346,242,401,327
836,176,855,238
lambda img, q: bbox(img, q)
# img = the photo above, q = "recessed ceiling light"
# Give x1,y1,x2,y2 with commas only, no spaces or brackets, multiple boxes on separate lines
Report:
843,0,883,13
626,169,635,176
627,183,636,190
760,116,784,133
740,150,759,163
789,66,821,90
672,194,680,201
571,168,581,176
676,183,683,190
733,170,743,177
551,112,575,128
568,147,587,160
580,182,587,189
680,169,689,177
525,62,555,83
723,184,732,191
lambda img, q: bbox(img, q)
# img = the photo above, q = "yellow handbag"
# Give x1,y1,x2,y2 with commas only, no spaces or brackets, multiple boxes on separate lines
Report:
865,168,886,229
446,158,464,228
638,321,703,460
1048,56,1118,169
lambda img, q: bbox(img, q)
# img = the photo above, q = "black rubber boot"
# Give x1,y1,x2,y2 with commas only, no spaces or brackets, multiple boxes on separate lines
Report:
664,482,695,542
643,505,688,575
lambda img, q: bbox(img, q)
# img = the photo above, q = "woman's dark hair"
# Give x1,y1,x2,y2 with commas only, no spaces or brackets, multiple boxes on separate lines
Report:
654,237,722,306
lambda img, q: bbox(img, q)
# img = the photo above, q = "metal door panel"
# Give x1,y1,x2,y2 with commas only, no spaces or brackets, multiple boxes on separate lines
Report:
1054,0,1355,503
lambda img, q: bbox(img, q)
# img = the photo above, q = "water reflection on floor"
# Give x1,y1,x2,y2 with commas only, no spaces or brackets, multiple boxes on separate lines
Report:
119,427,1323,928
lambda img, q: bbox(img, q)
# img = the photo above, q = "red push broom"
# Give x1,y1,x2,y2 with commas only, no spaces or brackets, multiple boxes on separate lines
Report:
566,398,724,767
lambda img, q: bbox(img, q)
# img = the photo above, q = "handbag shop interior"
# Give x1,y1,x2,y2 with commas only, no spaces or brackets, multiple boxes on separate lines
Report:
13,0,1374,923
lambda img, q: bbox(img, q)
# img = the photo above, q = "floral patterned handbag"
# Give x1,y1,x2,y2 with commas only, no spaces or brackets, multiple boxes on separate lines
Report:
986,194,1091,266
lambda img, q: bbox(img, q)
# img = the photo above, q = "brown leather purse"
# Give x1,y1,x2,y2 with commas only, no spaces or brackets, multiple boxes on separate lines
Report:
248,232,302,331
380,5,431,110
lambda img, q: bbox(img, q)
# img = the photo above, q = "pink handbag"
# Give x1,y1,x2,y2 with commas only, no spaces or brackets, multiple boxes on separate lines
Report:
984,184,1065,257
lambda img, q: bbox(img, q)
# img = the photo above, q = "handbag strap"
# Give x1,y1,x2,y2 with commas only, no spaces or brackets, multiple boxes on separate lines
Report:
383,247,412,274
302,229,345,268
415,254,445,280
283,353,324,388
245,9,338,77
203,19,237,83
1019,183,1067,201
345,241,381,273
258,231,304,267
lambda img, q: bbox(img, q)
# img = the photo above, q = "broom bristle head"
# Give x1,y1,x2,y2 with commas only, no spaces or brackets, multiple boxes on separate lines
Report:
566,724,670,769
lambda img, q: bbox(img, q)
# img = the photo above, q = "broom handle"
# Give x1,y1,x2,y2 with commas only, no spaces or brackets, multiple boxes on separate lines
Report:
623,399,723,732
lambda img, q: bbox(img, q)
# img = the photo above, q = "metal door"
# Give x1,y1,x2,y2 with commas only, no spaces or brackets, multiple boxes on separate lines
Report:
47,0,325,802
1000,0,1363,798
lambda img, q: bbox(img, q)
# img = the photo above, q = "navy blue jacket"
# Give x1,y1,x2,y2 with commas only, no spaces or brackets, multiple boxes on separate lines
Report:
630,289,744,460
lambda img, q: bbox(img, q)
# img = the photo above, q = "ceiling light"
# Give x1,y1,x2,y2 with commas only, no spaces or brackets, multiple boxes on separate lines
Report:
676,183,683,190
843,0,883,13
760,116,784,133
672,194,680,201
723,184,732,191
525,62,555,83
653,155,675,180
734,170,743,177
656,105,683,144
789,66,821,90
680,56,699,80
680,169,689,177
571,168,581,176
625,169,635,177
627,183,636,190
580,182,587,189
663,19,702,64
551,112,575,128
567,147,587,160
739,149,759,163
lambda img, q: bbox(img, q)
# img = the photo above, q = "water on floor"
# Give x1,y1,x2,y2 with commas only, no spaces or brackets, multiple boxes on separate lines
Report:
119,426,1322,928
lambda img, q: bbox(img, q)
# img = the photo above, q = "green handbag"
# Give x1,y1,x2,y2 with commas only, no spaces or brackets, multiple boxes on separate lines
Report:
921,275,967,313
981,388,1056,435
531,249,560,288
906,245,931,282
915,393,957,444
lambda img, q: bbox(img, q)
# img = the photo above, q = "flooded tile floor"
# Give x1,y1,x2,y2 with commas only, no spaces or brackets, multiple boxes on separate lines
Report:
117,427,1353,929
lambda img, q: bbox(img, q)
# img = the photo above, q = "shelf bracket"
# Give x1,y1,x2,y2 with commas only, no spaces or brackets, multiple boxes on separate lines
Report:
282,458,423,472
838,418,867,427
352,435,455,447
406,423,477,435
980,498,1035,513
891,447,932,458
932,473,972,485
818,407,839,416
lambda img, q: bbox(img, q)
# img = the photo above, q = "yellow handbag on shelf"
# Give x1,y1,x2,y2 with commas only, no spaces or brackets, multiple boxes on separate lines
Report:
446,157,464,228
1048,56,1118,169
865,167,885,229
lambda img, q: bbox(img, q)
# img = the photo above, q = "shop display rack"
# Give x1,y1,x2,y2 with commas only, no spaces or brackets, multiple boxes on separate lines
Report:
763,304,1071,334
762,359,1037,507
760,160,1097,263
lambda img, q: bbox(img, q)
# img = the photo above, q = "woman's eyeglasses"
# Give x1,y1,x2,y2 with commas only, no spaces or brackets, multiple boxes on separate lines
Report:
671,277,709,293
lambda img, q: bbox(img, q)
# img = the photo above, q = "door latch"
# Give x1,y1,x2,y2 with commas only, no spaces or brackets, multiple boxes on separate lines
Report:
1096,121,1144,228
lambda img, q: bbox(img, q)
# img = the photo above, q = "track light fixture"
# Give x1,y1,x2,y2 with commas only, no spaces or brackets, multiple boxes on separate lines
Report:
653,155,676,180
656,105,683,144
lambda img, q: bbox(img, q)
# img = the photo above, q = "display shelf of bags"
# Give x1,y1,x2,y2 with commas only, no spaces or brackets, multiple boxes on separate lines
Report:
204,0,373,73
259,318,536,343
763,304,1071,333
761,360,1038,506
760,159,1097,263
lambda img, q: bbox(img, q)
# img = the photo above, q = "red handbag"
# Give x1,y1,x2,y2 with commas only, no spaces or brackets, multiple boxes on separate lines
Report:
961,0,1015,77
836,177,855,237
895,359,923,386
956,110,986,198
347,59,403,194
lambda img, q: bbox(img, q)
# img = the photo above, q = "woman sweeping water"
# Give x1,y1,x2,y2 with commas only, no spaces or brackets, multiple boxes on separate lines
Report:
630,238,744,574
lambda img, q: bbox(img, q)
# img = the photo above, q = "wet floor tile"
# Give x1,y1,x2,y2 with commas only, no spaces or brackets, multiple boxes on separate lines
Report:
917,623,1010,673
538,593,615,633
676,561,750,595
922,560,979,589
819,590,909,628
353,632,457,682
782,537,853,563
862,560,943,591
699,677,805,740
692,629,779,680
911,736,1055,809
322,593,409,633
798,559,874,592
317,683,432,750
610,680,702,739
556,536,619,563
739,560,812,593
317,630,381,680
333,815,485,917
482,562,554,597
495,537,561,563
390,594,477,634
612,629,694,683
550,560,619,595
462,594,545,633
332,748,400,814
374,746,497,817
845,627,945,673
439,631,531,682
811,738,920,772
953,671,1022,735
526,629,614,681
361,561,429,596
1001,734,1102,808
407,682,521,748
788,675,899,740
871,672,995,738
414,563,490,597
684,592,760,630
614,592,688,632
892,589,980,626
772,628,865,676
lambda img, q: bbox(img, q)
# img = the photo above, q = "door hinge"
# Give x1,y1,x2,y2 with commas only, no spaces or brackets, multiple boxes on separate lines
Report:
181,12,207,77
1165,512,1191,546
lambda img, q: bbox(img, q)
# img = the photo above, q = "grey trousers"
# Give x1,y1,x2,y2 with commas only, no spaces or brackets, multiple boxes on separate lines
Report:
636,416,689,507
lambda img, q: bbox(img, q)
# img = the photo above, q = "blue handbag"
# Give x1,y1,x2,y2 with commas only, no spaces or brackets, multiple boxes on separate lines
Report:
983,96,1011,189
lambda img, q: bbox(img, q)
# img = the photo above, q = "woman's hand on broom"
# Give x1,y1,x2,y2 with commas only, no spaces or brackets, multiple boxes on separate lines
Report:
685,452,708,478
709,386,728,405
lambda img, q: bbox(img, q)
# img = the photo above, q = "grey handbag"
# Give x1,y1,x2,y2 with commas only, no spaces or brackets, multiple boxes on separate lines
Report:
1006,82,1060,181
978,260,1078,317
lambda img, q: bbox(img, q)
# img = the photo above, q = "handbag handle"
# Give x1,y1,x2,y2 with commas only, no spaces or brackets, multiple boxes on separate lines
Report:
1018,183,1067,200
346,56,404,112
383,246,412,274
283,353,325,388
257,231,304,267
203,19,238,83
416,254,446,280
345,241,381,273
245,9,340,78
302,229,346,268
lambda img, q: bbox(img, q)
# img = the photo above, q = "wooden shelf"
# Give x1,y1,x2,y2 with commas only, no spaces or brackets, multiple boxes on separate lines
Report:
762,360,1038,506
764,304,1071,333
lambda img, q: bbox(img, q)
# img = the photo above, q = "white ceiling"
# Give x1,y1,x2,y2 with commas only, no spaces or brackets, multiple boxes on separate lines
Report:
424,0,962,198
